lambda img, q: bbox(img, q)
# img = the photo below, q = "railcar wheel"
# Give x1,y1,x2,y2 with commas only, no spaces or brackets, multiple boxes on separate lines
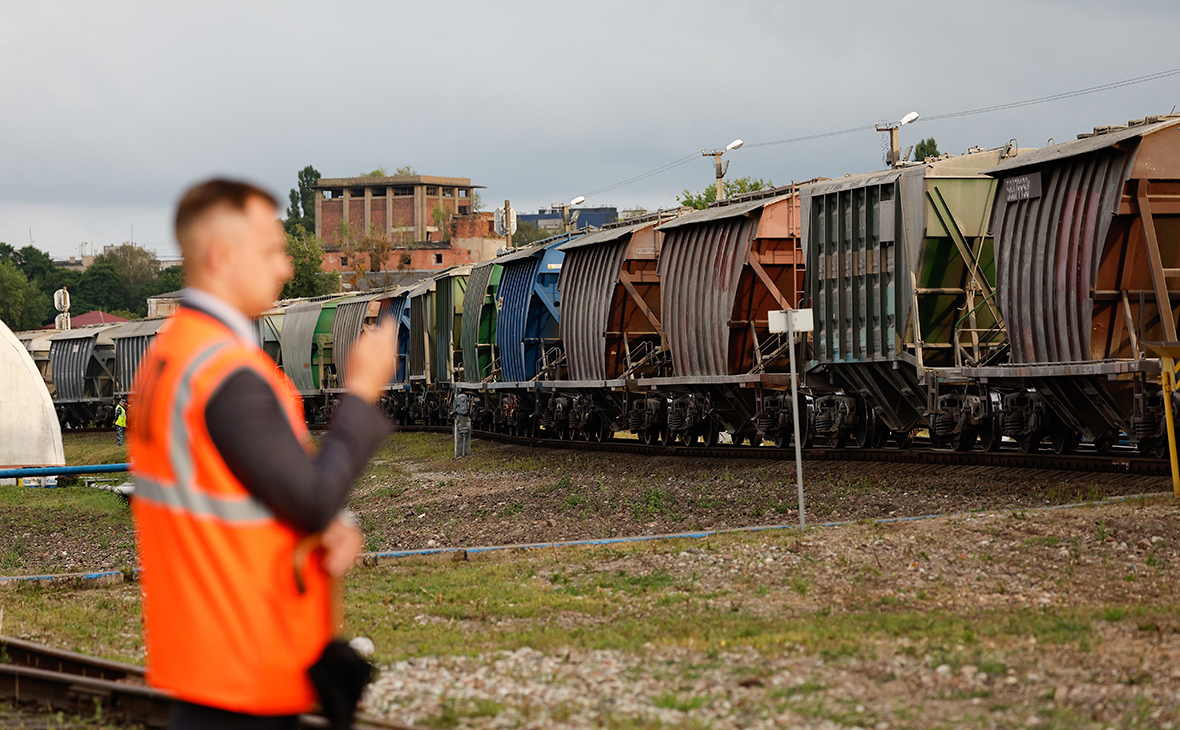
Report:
851,417,872,449
870,421,888,449
979,424,1002,452
1017,435,1039,453
951,429,977,452
641,428,658,445
1094,436,1114,453
772,431,787,449
891,430,914,449
1140,437,1168,459
701,428,718,447
731,433,746,447
930,432,949,450
1051,429,1080,455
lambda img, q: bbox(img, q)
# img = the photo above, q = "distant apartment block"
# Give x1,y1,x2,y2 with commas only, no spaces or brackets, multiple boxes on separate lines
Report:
314,175,482,246
314,174,490,273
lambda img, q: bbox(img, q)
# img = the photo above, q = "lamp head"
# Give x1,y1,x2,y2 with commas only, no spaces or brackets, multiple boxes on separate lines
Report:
725,138,744,151
570,196,585,206
899,111,919,126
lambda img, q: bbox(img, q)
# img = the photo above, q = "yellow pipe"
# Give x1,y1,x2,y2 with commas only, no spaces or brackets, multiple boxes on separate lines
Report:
1162,355,1180,498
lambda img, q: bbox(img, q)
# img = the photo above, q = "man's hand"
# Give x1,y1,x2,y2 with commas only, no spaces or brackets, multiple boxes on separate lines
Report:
345,318,397,404
321,516,364,577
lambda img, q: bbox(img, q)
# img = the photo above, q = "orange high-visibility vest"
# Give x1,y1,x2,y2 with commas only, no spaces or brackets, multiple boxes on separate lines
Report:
129,306,331,715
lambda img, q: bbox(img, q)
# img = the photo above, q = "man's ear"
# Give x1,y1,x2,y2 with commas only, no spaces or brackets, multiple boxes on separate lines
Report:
204,235,233,275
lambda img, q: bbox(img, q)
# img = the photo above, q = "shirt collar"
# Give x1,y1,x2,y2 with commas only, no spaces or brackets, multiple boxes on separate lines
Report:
180,287,259,344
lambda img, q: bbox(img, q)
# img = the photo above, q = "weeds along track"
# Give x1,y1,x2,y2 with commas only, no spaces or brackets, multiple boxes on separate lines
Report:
0,636,423,729
398,425,1172,478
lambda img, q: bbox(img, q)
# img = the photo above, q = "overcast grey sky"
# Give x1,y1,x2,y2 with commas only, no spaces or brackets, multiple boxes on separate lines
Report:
2,0,1178,261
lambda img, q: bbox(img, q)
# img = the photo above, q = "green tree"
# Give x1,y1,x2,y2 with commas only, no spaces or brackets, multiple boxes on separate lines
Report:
285,165,321,236
87,244,159,316
510,219,557,247
912,137,940,161
395,165,416,176
678,176,774,210
0,258,51,329
76,259,126,313
282,226,338,299
1,243,57,283
144,264,184,298
361,166,389,177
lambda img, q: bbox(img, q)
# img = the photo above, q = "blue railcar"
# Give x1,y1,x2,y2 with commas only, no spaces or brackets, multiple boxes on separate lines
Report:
495,233,580,382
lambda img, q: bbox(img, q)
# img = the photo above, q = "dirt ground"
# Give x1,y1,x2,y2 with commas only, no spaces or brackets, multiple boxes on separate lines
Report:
349,435,1169,554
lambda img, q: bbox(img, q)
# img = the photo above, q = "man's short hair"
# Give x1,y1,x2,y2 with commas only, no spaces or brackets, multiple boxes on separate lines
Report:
174,178,279,246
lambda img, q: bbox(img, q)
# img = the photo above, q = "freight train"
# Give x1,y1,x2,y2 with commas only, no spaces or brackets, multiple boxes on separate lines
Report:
19,114,1180,459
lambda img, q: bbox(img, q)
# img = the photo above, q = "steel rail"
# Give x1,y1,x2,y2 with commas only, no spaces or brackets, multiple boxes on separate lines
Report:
0,636,423,730
398,425,1172,477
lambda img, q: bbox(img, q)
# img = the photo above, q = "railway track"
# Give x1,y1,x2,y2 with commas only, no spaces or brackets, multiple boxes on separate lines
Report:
66,423,1172,477
396,425,1174,477
0,636,421,730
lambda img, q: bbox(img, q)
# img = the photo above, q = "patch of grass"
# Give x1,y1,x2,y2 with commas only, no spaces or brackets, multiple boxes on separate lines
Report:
563,494,587,509
420,698,503,728
0,584,143,664
773,681,828,698
62,433,128,466
653,693,707,712
632,487,677,521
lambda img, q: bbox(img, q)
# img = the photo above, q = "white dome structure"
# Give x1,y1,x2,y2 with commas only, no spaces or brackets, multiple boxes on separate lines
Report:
0,318,64,467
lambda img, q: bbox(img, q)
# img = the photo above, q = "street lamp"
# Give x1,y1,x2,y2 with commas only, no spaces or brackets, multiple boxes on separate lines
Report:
551,196,585,233
702,138,743,201
875,111,919,167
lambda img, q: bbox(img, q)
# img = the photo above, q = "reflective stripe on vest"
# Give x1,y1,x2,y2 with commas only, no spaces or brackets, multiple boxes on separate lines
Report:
132,340,274,524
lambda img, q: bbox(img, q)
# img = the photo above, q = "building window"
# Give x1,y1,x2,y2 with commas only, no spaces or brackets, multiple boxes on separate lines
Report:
371,187,386,198
350,188,367,198
434,253,443,265
458,189,469,198
442,187,454,197
325,189,343,199
340,255,348,266
393,187,412,196
425,186,438,196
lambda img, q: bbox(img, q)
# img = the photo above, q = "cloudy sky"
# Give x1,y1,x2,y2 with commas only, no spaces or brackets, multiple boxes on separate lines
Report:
2,0,1178,261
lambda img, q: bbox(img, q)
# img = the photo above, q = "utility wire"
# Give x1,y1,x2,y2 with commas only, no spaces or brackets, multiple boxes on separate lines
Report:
919,66,1180,123
573,66,1180,202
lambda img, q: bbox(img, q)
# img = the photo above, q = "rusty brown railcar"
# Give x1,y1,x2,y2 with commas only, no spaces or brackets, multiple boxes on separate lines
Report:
981,115,1180,453
557,214,678,382
631,185,813,446
656,185,809,377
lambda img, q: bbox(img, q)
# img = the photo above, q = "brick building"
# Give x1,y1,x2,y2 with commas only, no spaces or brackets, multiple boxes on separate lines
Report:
314,174,490,274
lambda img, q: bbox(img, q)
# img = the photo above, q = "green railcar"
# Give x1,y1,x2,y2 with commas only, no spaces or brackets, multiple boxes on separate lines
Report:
802,146,1023,442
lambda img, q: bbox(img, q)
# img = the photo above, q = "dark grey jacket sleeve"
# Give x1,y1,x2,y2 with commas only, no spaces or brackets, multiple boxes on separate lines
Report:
204,368,390,533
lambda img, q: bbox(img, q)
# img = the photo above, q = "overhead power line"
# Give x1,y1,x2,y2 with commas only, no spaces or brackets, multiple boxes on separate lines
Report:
573,66,1180,202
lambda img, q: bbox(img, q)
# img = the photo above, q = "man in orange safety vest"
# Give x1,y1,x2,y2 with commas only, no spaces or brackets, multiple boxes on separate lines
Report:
129,179,396,730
